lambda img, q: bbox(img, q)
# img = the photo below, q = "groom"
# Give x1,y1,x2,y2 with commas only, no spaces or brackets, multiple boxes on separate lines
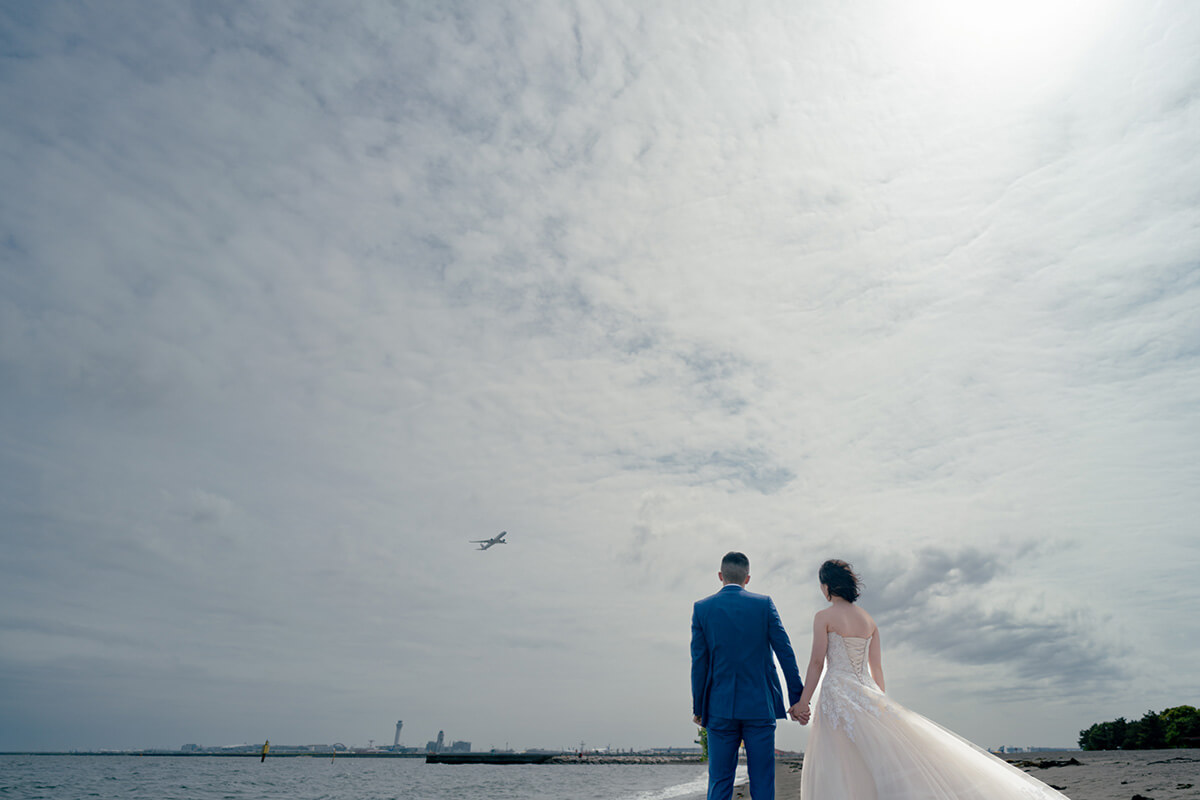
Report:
691,552,805,800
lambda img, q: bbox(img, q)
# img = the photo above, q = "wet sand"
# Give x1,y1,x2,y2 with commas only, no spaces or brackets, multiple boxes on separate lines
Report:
775,755,804,798
997,749,1199,800
713,756,803,800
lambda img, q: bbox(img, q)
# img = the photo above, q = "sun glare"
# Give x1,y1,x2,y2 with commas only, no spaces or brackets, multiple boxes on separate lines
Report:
898,0,1122,92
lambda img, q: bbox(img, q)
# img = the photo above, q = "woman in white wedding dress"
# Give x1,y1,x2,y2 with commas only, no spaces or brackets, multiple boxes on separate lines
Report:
788,560,1071,799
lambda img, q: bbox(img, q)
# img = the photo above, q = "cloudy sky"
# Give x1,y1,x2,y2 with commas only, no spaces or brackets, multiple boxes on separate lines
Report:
2,0,1198,753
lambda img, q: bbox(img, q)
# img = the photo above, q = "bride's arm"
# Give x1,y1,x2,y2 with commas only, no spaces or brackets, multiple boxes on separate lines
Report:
790,614,827,720
868,627,885,692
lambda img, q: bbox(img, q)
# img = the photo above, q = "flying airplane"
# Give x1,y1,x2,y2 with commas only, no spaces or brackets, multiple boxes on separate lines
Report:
470,531,508,550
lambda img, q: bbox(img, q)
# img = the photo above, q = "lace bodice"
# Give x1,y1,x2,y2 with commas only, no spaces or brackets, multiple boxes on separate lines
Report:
817,631,884,742
825,631,871,683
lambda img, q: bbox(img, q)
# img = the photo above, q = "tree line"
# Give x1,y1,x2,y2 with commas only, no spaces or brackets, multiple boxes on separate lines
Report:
1078,705,1200,750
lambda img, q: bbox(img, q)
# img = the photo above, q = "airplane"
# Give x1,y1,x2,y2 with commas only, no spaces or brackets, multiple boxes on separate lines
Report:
470,531,508,550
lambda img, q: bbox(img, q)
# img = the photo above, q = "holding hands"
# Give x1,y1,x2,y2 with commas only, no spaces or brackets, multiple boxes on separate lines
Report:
789,700,810,725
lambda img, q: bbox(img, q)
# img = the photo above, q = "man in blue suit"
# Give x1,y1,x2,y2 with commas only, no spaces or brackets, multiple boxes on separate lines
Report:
691,552,805,800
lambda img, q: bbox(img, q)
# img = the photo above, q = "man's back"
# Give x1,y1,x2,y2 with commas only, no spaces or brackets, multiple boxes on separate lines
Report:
691,584,802,725
690,553,804,800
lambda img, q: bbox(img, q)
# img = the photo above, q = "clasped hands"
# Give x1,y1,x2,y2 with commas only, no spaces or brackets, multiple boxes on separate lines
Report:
691,704,810,727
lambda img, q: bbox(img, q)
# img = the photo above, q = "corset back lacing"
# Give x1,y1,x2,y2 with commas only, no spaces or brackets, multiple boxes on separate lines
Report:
827,631,870,683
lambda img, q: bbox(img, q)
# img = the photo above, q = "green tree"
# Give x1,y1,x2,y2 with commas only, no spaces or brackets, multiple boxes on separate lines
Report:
1079,707,1199,750
1110,716,1129,749
1079,721,1105,750
1161,705,1200,748
1125,710,1166,749
1079,721,1102,750
1078,717,1128,750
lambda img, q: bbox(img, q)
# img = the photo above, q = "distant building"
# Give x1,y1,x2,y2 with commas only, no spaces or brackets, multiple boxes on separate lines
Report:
449,740,471,753
426,730,446,753
181,744,201,752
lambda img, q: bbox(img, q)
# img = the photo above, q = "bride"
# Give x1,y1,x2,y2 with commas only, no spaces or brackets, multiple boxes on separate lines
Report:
789,559,1072,799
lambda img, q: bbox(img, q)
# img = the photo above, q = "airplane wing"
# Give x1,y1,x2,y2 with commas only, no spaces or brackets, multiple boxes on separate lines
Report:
470,532,506,550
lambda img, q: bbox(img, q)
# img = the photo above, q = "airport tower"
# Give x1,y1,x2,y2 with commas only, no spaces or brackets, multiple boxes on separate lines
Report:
394,721,403,748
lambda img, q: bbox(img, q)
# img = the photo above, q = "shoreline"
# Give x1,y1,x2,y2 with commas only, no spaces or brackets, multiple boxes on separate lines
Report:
0,751,705,762
677,755,803,800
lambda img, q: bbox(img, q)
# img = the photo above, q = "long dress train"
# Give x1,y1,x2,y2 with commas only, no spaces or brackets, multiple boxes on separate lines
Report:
800,632,1071,799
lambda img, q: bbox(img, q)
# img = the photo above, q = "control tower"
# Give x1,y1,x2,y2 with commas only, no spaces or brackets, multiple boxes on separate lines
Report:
394,720,403,748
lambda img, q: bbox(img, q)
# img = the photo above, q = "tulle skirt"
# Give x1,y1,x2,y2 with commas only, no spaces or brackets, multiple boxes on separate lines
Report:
800,678,1070,799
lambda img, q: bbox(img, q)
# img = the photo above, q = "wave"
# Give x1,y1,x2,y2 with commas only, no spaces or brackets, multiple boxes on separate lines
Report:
625,764,747,800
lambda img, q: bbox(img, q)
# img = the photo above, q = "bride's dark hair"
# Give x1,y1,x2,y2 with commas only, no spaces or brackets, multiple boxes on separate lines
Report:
819,559,861,603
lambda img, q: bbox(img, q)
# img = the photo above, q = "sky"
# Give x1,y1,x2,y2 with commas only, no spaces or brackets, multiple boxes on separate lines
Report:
1,0,1198,753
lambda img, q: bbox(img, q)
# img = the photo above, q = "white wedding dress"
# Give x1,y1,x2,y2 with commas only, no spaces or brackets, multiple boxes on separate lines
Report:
800,632,1071,799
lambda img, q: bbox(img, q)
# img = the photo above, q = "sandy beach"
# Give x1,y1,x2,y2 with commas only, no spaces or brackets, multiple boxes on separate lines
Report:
711,756,802,800
775,755,804,798
721,749,1199,800
993,750,1199,800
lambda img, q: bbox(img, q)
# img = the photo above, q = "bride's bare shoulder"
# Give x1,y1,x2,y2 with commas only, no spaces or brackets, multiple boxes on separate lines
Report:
825,605,875,638
859,607,879,635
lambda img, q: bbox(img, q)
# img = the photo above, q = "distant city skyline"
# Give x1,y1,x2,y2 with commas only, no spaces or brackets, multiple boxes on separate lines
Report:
2,1,1198,753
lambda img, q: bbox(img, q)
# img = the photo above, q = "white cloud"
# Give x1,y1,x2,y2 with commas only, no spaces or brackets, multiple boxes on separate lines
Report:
1,0,1198,751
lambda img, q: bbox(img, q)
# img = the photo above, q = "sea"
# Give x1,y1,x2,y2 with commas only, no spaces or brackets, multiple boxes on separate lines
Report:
3,751,1197,800
0,756,743,800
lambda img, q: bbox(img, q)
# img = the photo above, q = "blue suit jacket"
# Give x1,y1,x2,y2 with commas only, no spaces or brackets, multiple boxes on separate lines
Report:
691,584,804,726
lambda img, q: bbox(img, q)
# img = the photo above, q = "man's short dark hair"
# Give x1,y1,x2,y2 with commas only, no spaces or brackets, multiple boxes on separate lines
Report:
721,551,750,584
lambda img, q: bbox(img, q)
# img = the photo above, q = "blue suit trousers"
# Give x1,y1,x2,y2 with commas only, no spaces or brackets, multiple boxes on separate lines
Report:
706,716,776,800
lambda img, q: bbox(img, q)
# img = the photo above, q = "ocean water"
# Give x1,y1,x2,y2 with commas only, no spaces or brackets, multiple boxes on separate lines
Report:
5,752,1197,800
0,756,735,800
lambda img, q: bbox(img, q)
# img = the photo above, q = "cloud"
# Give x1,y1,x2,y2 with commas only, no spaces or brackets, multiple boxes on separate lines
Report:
1,0,1198,753
849,543,1131,696
173,489,235,525
617,448,795,495
891,603,1125,688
